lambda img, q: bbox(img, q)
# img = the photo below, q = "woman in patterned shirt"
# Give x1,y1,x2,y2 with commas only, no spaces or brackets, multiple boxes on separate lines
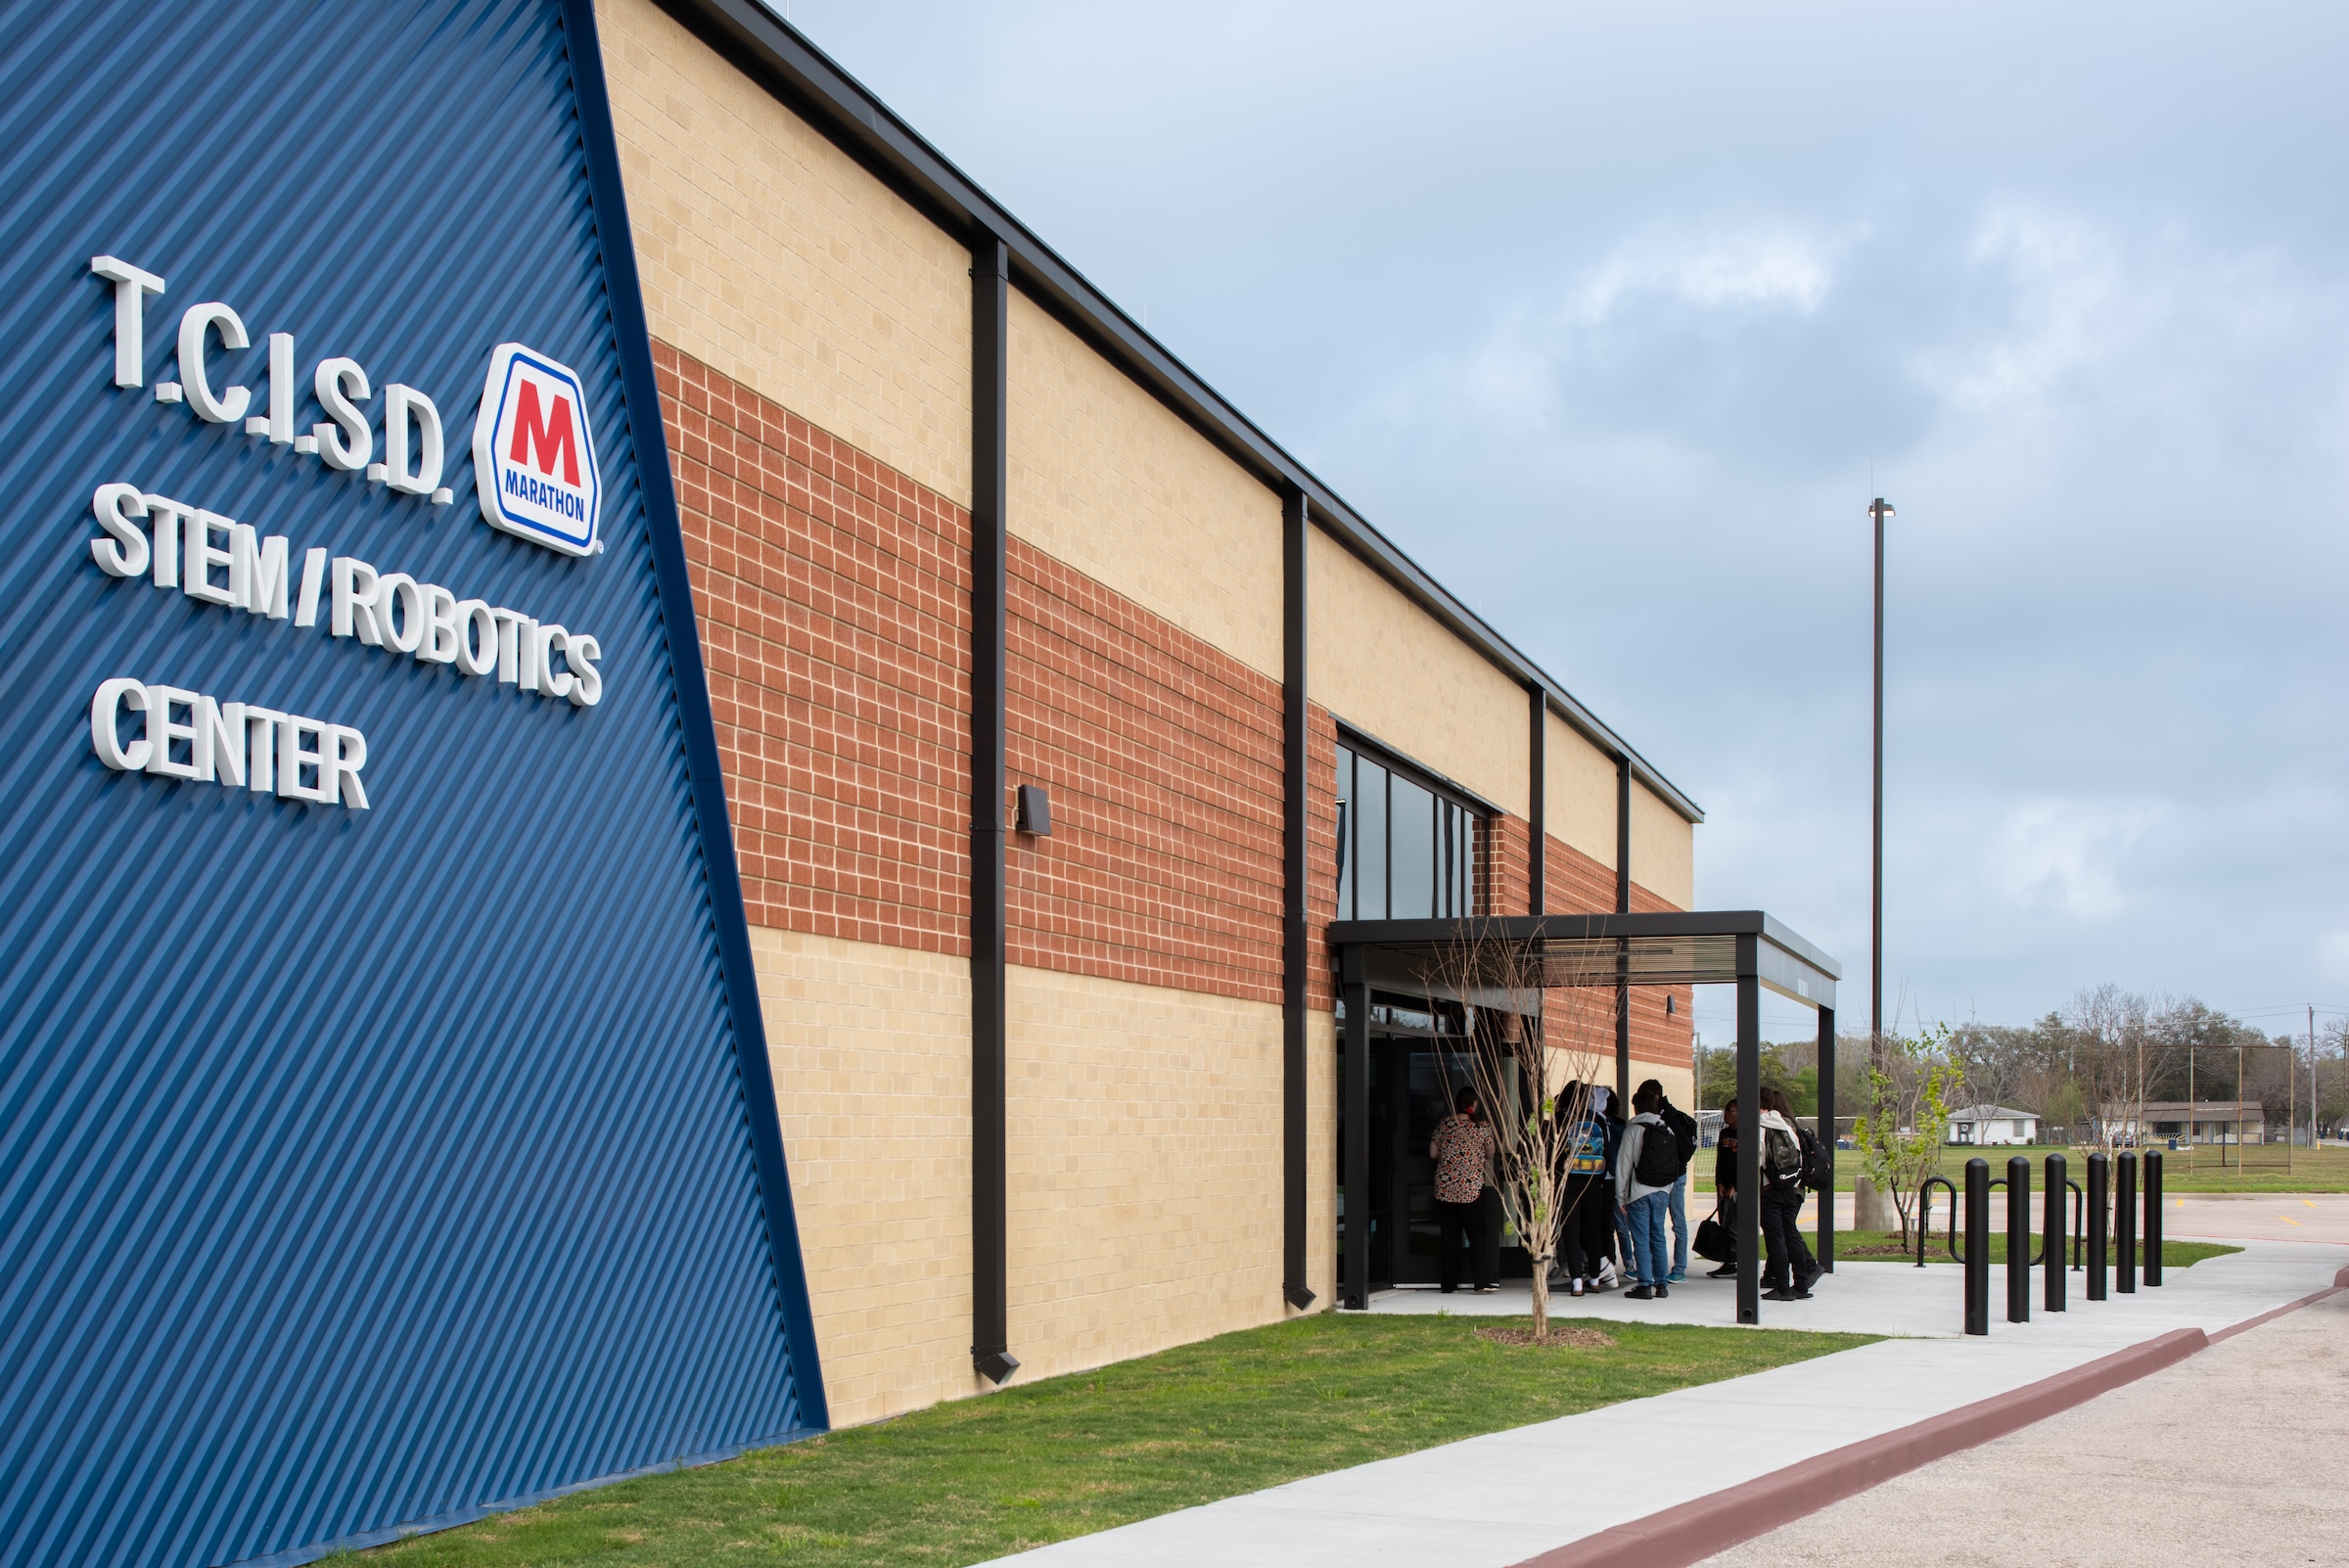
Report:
1430,1088,1499,1293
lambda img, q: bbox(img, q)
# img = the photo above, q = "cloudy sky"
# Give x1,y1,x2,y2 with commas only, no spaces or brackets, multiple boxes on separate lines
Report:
772,1,2349,1040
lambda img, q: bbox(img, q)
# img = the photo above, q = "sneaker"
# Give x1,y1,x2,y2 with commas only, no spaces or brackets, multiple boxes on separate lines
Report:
1762,1287,1802,1302
1569,1277,1586,1298
1795,1267,1822,1295
1626,1285,1655,1301
1476,1284,1499,1294
1667,1269,1687,1283
1655,1283,1670,1298
1705,1264,1737,1279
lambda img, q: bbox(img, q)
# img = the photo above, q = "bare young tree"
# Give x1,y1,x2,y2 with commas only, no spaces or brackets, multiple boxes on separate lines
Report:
1420,928,1614,1343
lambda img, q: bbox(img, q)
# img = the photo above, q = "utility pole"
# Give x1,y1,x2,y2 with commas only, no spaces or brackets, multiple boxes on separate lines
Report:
1869,496,1895,1070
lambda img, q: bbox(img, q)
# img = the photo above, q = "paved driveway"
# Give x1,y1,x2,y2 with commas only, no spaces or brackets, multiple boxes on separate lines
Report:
1700,1284,2349,1567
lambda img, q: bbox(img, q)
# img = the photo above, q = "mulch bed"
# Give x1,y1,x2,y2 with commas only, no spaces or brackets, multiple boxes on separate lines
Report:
1475,1324,1617,1350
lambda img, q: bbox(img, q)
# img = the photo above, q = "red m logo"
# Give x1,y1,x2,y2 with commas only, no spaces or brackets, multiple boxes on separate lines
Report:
509,381,580,484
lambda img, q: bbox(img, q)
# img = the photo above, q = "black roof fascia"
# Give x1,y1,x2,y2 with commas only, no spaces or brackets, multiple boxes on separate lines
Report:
649,0,1702,824
1324,911,1842,983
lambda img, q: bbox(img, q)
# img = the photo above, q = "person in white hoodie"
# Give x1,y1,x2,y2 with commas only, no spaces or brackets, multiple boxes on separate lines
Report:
1757,1086,1821,1301
1613,1083,1678,1300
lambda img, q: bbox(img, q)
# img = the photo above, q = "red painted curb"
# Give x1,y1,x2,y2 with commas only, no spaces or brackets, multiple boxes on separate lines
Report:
1514,1328,2207,1568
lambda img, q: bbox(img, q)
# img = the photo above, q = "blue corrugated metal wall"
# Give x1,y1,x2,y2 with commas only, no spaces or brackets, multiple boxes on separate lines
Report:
0,3,824,1564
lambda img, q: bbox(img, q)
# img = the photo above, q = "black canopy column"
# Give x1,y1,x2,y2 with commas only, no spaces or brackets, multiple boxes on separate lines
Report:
1817,1003,1836,1271
1736,932,1763,1324
1341,946,1371,1311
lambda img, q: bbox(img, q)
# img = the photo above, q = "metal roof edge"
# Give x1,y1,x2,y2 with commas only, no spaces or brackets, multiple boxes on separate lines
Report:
652,0,1704,825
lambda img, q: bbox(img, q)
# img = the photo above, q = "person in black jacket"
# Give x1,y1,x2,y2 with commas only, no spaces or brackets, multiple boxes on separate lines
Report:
1642,1080,1699,1283
1706,1097,1740,1278
1758,1086,1821,1301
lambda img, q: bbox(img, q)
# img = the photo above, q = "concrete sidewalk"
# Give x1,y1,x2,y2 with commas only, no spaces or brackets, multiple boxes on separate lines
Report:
980,1238,2345,1568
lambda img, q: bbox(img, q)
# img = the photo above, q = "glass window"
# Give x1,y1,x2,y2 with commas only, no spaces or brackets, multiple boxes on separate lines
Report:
1335,747,1355,921
1388,777,1434,919
1335,743,1477,923
1355,759,1387,921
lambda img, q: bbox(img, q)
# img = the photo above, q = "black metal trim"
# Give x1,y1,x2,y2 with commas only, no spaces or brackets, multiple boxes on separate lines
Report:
970,229,1016,1387
1340,946,1370,1311
1735,932,1762,1325
564,0,831,1433
1615,757,1632,1104
1526,685,1545,917
1281,486,1313,1313
1334,723,1500,819
1816,1004,1836,1272
643,0,1701,826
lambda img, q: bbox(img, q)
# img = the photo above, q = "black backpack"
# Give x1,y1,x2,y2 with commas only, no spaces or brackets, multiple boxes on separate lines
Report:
1762,1123,1804,1186
1659,1102,1698,1165
1798,1127,1831,1191
1633,1120,1687,1187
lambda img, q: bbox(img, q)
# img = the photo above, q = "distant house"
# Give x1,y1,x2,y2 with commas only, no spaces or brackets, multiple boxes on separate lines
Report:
2097,1101,2266,1146
1945,1105,2038,1146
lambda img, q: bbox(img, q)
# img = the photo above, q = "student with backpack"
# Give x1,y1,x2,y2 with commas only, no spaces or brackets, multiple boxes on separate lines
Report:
1614,1082,1687,1300
1641,1080,1701,1284
1757,1086,1822,1301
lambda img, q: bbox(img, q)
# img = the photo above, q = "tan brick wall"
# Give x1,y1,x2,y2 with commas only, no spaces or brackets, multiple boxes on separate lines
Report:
1307,526,1529,815
1631,780,1695,910
1008,293,1283,680
1307,1009,1338,1308
748,927,980,1427
1544,710,1619,874
601,0,973,506
1005,965,1294,1381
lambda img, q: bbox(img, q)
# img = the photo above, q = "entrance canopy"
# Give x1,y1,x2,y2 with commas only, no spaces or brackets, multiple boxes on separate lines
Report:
1327,911,1838,1010
1327,911,1842,1326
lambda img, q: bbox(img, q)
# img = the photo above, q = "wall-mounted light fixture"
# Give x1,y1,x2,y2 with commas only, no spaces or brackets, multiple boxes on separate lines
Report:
1665,994,1676,1016
1015,783,1052,837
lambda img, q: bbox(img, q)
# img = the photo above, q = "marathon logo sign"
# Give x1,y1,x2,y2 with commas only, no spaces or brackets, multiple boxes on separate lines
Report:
474,343,601,557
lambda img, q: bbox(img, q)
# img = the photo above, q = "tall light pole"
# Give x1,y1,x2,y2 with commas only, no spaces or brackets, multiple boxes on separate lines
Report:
1870,496,1895,1073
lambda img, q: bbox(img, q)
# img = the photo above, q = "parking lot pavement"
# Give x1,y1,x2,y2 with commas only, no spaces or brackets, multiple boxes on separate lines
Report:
1697,1285,2349,1568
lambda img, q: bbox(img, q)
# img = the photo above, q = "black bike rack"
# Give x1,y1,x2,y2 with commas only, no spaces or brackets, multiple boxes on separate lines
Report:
1920,1152,2101,1332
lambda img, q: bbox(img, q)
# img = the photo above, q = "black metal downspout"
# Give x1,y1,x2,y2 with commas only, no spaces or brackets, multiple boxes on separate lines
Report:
1281,487,1314,1312
970,229,1017,1386
1614,756,1632,1105
1735,933,1762,1325
1526,688,1545,918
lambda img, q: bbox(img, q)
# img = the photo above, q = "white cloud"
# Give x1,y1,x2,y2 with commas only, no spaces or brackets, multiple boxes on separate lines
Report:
1993,796,2167,920
1573,221,1853,323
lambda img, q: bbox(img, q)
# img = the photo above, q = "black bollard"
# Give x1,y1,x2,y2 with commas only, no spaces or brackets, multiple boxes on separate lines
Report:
2143,1150,2164,1287
2043,1153,2067,1312
2005,1156,2031,1322
2086,1153,2109,1301
2116,1152,2138,1293
1964,1157,1991,1336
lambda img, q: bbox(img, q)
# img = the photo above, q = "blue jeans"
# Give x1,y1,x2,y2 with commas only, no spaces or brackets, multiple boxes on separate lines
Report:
1625,1191,1671,1287
1667,1174,1690,1278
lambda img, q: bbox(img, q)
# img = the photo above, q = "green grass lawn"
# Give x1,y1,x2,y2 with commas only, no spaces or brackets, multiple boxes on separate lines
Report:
1690,1143,2349,1194
362,1313,1874,1568
1831,1229,2241,1268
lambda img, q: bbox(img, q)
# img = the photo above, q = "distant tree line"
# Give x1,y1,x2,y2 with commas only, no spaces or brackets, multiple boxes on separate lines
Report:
1695,985,2349,1140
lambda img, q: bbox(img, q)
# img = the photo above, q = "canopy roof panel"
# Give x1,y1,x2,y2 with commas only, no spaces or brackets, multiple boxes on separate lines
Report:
1325,911,1840,1012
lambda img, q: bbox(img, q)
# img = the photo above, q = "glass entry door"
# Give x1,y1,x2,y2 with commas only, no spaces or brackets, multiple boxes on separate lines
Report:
1340,1008,1533,1292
